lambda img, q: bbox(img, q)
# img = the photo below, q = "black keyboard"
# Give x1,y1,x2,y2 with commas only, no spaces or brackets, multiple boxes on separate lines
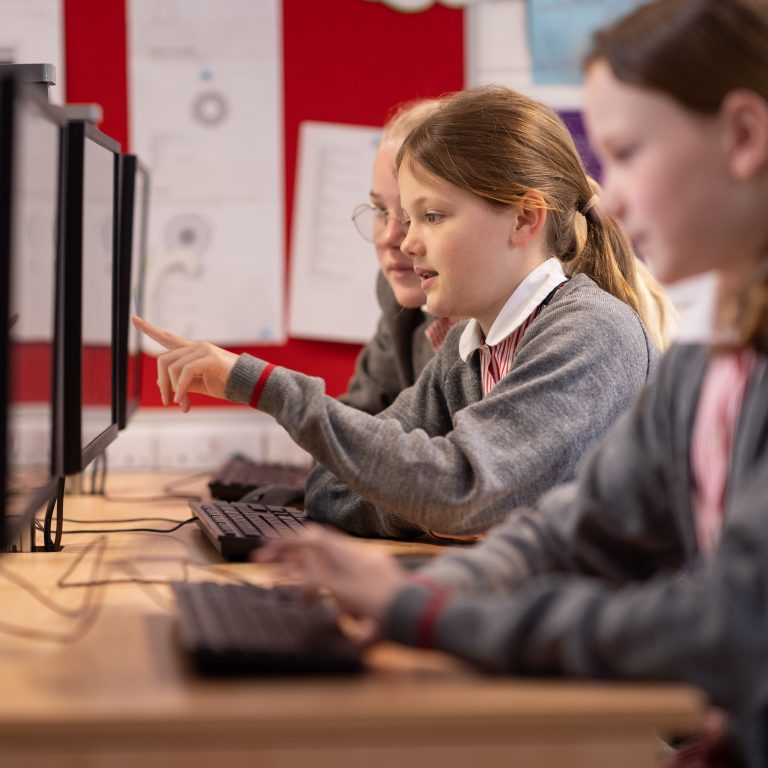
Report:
208,453,310,502
189,500,308,560
171,581,363,675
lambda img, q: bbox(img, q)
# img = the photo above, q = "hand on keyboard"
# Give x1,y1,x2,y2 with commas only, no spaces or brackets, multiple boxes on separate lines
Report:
256,524,411,626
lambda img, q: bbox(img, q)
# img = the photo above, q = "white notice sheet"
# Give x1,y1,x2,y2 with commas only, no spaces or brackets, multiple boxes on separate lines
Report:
128,0,284,346
288,121,382,345
0,0,64,102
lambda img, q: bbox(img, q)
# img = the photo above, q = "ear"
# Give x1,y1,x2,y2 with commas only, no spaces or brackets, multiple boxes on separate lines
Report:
720,90,768,181
509,191,548,246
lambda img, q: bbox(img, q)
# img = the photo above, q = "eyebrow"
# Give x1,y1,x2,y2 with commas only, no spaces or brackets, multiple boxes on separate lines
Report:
406,196,429,208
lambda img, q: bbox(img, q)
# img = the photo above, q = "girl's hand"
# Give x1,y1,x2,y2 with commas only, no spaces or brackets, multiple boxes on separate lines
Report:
256,524,410,625
132,316,239,412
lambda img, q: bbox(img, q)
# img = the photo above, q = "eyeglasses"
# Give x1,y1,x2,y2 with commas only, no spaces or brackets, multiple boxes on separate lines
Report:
351,203,408,243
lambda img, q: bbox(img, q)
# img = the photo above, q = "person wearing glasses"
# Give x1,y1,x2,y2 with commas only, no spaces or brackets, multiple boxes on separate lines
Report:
135,84,669,540
341,99,455,415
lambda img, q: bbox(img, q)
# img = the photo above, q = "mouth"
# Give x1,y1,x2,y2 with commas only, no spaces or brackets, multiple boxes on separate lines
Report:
414,267,438,289
386,262,418,282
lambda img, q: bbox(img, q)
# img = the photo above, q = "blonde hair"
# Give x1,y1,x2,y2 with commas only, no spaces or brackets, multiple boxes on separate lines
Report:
395,85,672,349
381,98,444,145
587,0,768,350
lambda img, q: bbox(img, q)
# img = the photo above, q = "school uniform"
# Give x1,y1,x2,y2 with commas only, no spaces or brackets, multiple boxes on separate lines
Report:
225,258,659,538
339,271,441,414
384,343,768,767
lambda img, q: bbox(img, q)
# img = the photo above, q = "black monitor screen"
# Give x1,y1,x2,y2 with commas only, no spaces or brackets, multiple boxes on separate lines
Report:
60,121,119,475
81,133,117,447
117,155,149,429
0,79,62,547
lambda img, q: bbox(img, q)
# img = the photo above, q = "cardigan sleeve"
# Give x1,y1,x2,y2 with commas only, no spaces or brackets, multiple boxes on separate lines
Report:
385,465,768,715
384,349,768,714
225,279,659,539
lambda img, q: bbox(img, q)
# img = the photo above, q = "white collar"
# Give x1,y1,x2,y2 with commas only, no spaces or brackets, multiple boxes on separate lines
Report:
458,258,568,361
661,271,719,344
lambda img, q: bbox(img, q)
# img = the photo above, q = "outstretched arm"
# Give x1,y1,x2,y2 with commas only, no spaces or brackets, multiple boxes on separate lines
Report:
132,316,239,411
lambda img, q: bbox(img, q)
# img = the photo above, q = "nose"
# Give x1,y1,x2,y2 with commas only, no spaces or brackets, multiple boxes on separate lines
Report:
597,168,625,222
379,217,405,248
400,226,421,260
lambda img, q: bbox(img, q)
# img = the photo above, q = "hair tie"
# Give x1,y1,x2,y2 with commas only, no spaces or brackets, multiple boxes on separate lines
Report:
580,194,600,220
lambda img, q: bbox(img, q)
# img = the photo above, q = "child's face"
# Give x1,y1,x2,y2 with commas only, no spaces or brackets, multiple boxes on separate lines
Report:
584,61,749,284
397,161,529,333
370,141,426,309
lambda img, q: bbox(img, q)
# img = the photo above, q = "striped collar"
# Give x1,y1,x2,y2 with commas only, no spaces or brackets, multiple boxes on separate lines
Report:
458,257,568,362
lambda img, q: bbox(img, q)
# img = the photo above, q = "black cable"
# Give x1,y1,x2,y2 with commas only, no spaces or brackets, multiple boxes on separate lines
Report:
42,476,66,552
59,517,196,535
63,516,189,524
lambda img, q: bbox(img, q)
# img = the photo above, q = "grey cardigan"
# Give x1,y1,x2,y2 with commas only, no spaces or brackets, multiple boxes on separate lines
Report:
225,274,658,538
385,344,768,767
339,271,438,414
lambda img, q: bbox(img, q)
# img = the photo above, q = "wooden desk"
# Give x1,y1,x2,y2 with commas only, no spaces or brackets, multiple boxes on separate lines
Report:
0,472,705,768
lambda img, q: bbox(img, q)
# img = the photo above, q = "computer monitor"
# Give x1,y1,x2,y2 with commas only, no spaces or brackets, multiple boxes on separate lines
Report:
116,155,150,430
59,120,120,475
0,77,64,549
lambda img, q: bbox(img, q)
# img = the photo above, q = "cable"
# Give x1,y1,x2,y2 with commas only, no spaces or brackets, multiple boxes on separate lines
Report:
58,517,196,536
42,476,65,552
62,516,190,524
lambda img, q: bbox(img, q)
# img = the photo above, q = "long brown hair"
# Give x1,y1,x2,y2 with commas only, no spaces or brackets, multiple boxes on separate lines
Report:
394,84,671,348
587,0,768,350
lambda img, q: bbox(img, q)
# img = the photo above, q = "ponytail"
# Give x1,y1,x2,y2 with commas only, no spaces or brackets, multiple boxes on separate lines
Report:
562,180,674,351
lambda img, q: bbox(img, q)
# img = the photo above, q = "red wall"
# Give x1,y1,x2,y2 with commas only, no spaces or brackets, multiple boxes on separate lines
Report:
62,0,465,408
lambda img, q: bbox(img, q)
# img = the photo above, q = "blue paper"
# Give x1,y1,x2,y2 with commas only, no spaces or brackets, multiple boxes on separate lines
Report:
528,0,646,85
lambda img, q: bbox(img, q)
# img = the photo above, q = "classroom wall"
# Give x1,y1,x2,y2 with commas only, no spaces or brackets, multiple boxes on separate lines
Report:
62,0,465,408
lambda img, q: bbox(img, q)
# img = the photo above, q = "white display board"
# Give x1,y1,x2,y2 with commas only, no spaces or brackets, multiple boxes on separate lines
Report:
0,0,64,102
288,121,383,344
128,0,284,346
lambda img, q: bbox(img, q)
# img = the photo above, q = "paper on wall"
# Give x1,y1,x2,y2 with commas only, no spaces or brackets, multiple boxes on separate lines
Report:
0,0,64,102
127,0,284,347
288,121,382,345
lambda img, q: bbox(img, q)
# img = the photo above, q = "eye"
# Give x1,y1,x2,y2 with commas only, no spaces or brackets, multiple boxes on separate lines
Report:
374,205,389,219
425,212,443,224
612,144,638,163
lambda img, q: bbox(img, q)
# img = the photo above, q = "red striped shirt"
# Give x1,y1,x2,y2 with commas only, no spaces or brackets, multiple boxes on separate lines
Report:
477,301,544,396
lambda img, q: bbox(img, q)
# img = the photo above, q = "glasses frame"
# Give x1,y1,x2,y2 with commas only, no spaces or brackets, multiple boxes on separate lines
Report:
351,203,408,243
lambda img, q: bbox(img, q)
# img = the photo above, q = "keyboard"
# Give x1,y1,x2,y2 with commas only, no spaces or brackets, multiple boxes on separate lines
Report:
171,581,364,675
189,500,308,560
208,453,310,502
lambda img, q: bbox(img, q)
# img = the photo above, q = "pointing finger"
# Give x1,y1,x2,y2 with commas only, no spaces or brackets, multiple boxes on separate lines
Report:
132,315,190,352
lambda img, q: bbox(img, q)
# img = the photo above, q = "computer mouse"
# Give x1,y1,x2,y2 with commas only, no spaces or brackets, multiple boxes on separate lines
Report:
239,484,305,508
